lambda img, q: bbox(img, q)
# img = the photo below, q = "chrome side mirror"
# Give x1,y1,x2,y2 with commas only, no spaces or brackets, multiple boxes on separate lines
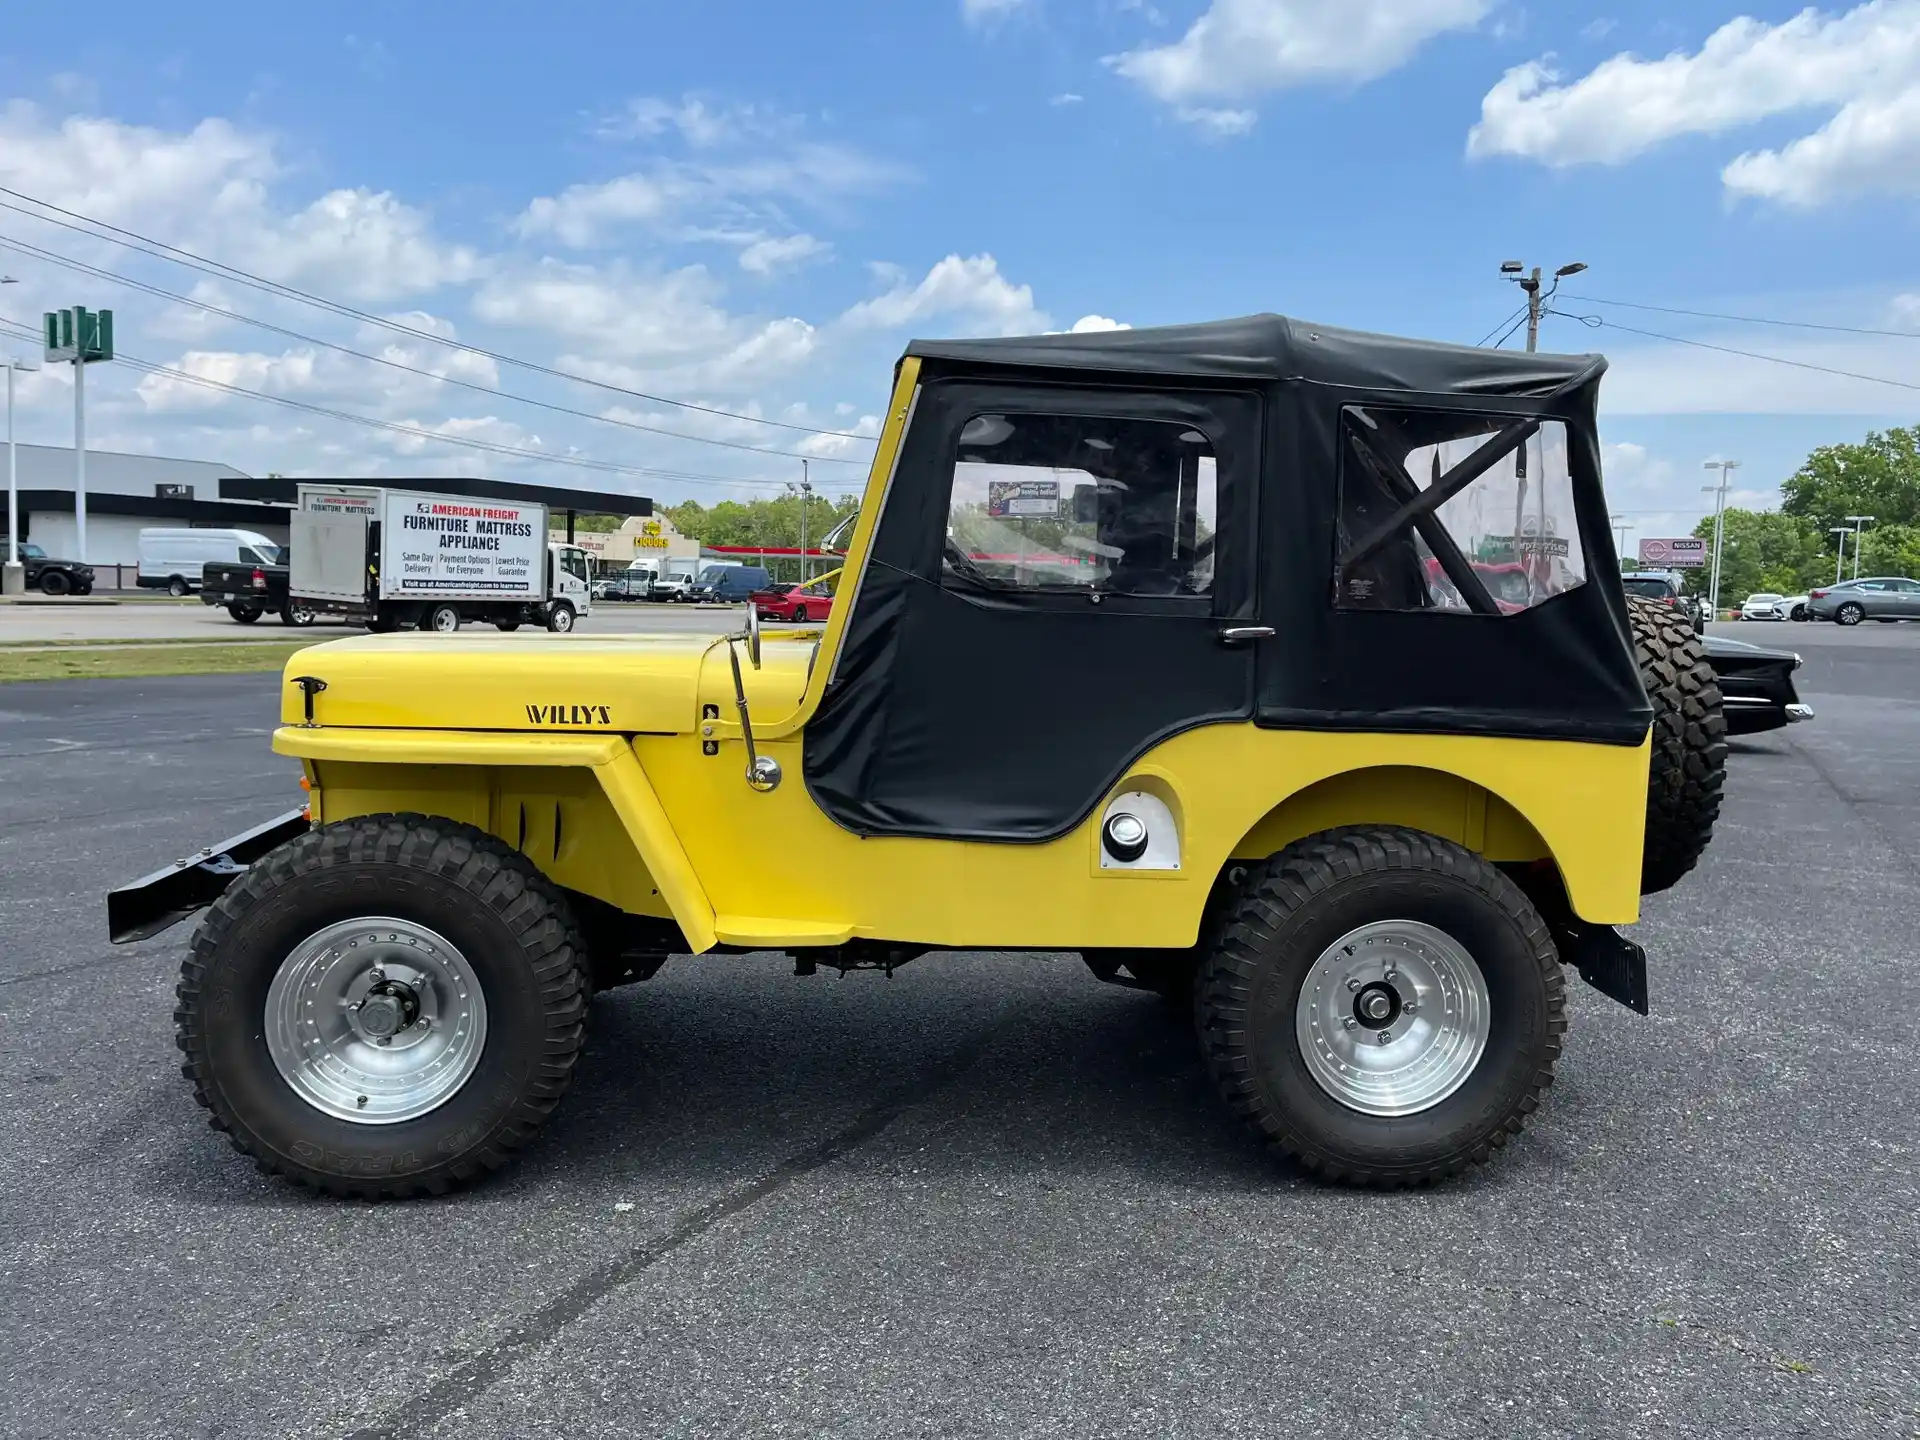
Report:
819,511,858,557
722,605,778,791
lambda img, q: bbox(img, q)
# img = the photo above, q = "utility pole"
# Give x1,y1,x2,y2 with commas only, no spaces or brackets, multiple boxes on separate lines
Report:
1610,513,1630,564
1830,527,1852,585
1846,514,1874,579
1701,459,1740,619
1501,259,1589,351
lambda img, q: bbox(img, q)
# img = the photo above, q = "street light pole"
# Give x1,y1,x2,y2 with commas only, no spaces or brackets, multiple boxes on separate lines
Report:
1610,513,1630,564
1501,259,1589,352
792,459,813,584
1830,527,1852,585
1701,459,1740,618
1845,514,1874,580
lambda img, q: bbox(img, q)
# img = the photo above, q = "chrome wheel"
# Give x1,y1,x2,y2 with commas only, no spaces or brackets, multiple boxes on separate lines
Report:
263,917,488,1125
1294,919,1490,1117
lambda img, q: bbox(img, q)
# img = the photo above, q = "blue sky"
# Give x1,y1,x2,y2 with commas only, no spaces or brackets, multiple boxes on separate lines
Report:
1,0,1917,547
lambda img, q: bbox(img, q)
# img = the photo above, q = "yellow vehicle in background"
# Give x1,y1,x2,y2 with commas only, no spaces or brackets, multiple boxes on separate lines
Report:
109,315,1725,1197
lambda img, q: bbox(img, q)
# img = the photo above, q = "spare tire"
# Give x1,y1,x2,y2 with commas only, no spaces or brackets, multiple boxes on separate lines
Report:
1629,596,1727,894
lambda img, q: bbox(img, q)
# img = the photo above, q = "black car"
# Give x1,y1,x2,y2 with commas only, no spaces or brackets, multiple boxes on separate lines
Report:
1703,634,1813,735
2,539,95,596
1623,570,1703,628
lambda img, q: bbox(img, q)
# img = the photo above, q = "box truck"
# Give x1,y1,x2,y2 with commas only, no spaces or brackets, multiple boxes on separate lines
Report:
289,485,593,632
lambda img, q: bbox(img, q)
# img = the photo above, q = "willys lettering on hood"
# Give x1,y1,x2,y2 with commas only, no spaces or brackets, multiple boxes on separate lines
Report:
525,703,612,726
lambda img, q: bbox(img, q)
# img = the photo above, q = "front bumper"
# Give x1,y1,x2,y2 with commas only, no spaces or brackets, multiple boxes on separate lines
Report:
106,809,310,943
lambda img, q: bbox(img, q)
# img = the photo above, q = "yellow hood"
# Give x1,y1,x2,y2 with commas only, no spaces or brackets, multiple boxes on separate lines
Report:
278,630,815,735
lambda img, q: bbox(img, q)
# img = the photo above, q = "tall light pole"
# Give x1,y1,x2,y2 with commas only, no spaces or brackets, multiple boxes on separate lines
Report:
1501,260,1589,351
1701,459,1739,618
1610,513,1630,564
1846,514,1874,579
790,458,813,584
0,277,24,595
1831,527,1852,585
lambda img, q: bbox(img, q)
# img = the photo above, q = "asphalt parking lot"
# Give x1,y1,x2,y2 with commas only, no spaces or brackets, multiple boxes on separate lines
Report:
1,623,1915,1439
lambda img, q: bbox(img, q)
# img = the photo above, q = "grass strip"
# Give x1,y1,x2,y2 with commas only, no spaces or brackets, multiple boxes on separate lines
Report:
0,641,318,683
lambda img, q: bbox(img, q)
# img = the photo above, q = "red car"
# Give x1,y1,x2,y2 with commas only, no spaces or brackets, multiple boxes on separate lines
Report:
752,571,839,622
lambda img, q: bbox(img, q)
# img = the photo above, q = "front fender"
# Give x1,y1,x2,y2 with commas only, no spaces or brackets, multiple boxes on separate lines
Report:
272,727,720,953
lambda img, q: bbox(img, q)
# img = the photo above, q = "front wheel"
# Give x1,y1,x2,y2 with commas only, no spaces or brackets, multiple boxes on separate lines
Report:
174,815,590,1198
1197,826,1564,1187
1836,602,1865,626
39,570,70,597
1790,604,1808,622
227,602,262,624
546,602,576,633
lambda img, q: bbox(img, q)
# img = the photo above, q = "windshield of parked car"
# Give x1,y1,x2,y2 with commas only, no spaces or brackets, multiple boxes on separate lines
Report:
19,542,46,559
1622,577,1674,599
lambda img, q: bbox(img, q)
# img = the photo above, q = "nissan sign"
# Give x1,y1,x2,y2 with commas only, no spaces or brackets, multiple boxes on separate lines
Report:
1639,537,1707,569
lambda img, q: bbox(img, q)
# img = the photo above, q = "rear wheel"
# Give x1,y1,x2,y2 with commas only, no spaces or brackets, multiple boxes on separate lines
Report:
421,604,462,633
494,620,522,632
1197,826,1563,1187
174,815,590,1198
279,604,316,627
167,577,190,598
1629,595,1727,895
39,570,70,597
227,602,262,624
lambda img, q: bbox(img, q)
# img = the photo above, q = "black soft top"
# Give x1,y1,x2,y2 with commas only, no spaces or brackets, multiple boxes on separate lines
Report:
906,313,1604,396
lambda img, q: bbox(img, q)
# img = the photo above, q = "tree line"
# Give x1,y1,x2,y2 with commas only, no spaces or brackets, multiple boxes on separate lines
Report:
1667,427,1920,600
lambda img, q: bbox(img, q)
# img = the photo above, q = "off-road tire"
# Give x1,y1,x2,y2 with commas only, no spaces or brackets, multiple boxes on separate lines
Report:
227,602,262,624
1628,595,1726,895
1196,826,1564,1187
174,814,590,1199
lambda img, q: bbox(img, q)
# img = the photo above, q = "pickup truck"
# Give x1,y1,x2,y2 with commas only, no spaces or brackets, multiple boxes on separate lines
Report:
199,558,315,626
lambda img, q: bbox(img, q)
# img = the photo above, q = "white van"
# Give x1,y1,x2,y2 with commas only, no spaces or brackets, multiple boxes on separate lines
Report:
138,528,284,596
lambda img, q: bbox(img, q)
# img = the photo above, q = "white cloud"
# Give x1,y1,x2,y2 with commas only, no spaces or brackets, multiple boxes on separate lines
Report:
594,96,785,147
1469,1,1920,206
1111,0,1489,129
514,142,902,247
840,254,1048,335
962,0,1027,26
738,233,831,275
1180,105,1259,135
1581,19,1617,42
1068,314,1132,332
1051,93,1085,106
0,102,479,302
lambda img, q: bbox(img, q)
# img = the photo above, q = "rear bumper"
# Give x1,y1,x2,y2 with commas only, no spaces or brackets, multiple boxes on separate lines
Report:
106,809,310,943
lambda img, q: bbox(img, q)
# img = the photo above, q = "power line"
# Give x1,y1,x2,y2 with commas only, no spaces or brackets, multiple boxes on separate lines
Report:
1565,293,1920,341
0,314,791,489
0,230,870,463
0,184,877,448
1488,311,1530,350
1474,304,1528,348
1549,308,1920,395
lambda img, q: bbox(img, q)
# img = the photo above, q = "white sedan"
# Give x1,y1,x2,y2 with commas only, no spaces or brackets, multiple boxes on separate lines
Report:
1741,592,1786,620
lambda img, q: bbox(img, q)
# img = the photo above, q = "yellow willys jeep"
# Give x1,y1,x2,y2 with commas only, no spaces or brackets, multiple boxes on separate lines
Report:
108,316,1726,1197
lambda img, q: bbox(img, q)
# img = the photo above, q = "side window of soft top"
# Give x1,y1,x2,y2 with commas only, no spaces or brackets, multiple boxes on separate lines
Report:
1335,406,1588,615
941,412,1217,599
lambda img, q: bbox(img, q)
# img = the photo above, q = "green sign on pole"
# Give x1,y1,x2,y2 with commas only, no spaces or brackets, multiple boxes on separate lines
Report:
43,307,113,364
